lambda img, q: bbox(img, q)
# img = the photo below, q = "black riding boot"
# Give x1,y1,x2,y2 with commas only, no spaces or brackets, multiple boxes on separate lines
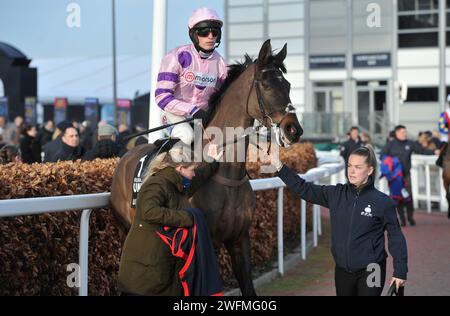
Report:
406,202,416,226
396,204,406,226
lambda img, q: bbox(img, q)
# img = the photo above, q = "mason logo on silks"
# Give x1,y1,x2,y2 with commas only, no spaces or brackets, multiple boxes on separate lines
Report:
361,205,373,217
184,71,217,88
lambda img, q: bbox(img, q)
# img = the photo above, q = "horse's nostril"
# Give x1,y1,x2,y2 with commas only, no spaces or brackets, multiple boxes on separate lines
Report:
285,125,296,134
285,124,300,136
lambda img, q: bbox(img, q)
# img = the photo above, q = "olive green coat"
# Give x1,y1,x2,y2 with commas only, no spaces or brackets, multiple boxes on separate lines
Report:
117,162,218,296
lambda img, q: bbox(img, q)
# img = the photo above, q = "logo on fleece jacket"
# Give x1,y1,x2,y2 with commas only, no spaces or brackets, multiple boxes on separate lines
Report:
361,205,373,217
184,71,217,87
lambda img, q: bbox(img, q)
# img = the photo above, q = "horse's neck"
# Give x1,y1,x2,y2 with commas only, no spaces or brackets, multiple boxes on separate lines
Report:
207,67,255,132
206,65,255,174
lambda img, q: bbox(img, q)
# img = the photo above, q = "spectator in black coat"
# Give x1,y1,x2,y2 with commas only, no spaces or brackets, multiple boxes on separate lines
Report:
340,126,363,162
48,126,84,162
381,125,439,226
43,121,73,163
116,124,132,155
36,120,54,148
79,120,94,152
19,124,41,163
83,124,121,160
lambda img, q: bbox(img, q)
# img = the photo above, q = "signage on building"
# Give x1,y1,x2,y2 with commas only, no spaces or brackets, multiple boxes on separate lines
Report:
0,79,4,97
116,98,131,126
353,53,391,68
24,97,37,125
0,97,8,119
84,97,99,125
54,97,68,125
101,104,115,125
310,55,346,69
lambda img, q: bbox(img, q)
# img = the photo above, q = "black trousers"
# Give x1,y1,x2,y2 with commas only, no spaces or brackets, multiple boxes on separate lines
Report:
335,261,386,296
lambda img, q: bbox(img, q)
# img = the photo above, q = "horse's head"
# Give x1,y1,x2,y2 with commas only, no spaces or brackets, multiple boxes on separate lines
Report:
250,39,303,147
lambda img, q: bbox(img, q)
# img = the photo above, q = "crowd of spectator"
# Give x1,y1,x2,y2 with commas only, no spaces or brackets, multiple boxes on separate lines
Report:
0,115,147,165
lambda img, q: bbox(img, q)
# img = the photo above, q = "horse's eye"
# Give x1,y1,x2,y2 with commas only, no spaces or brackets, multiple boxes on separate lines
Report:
262,81,272,89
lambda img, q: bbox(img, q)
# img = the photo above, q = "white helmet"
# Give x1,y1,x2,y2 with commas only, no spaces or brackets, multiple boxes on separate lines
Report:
188,7,223,29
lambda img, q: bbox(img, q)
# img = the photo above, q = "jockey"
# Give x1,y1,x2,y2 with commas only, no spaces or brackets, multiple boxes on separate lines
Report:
438,94,450,142
155,7,228,145
436,94,450,167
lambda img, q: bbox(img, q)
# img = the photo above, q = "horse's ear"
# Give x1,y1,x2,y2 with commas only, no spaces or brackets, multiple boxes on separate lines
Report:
274,43,287,66
257,39,272,67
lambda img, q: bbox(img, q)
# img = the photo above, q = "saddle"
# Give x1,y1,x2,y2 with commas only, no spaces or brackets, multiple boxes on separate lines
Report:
130,137,180,208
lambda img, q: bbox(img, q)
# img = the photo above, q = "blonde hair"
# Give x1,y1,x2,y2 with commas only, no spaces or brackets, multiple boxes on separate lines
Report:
143,146,197,184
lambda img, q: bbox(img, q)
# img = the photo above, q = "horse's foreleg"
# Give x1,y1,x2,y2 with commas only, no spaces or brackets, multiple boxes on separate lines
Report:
225,234,256,296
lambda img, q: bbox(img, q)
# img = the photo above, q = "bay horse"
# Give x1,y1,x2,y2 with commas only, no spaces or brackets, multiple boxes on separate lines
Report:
110,40,303,296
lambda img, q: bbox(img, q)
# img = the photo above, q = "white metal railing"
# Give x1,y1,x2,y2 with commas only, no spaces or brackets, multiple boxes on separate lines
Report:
411,154,447,213
0,193,110,296
0,161,345,296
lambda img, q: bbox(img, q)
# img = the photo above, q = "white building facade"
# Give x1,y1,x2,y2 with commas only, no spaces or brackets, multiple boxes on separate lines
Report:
225,0,449,144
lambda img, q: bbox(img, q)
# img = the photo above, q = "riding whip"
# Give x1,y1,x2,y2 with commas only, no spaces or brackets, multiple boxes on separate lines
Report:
123,118,195,142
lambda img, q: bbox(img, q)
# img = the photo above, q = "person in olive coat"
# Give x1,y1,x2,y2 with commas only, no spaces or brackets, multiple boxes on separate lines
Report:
117,144,221,296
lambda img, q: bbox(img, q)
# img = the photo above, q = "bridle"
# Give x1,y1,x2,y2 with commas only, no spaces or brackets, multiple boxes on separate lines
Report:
246,65,296,147
205,63,298,187
206,64,297,154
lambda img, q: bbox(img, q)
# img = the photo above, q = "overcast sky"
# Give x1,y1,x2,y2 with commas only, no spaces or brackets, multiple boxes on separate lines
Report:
0,0,225,59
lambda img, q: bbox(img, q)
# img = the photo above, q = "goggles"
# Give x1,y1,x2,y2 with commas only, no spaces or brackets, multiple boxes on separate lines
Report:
196,27,220,37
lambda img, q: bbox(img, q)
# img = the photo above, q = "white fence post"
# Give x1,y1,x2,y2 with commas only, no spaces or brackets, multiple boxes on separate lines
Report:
411,164,419,210
277,187,284,276
440,168,448,212
316,204,322,236
339,167,346,184
301,199,306,260
425,164,431,213
331,172,338,185
79,209,92,296
313,204,318,247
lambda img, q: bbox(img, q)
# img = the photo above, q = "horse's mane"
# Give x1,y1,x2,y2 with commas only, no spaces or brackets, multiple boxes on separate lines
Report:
204,55,254,127
204,53,286,127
